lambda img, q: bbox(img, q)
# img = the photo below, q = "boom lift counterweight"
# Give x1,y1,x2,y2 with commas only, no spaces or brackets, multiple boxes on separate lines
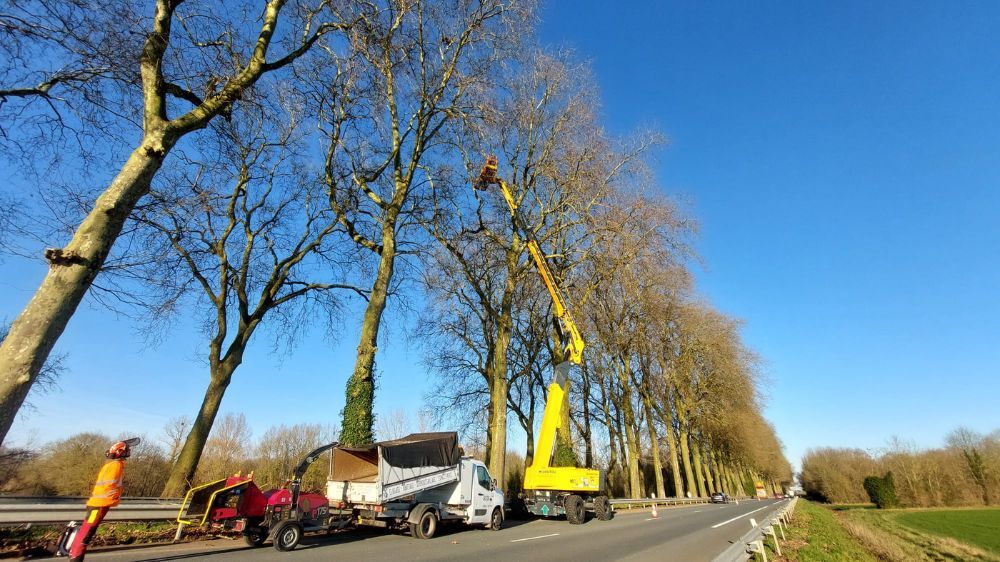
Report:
474,156,612,524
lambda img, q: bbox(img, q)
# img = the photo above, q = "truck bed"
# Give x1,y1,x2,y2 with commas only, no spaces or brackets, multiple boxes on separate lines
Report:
326,433,465,505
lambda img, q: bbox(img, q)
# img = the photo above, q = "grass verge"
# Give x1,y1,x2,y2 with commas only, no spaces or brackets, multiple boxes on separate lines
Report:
776,500,878,562
837,507,1000,562
894,509,1000,555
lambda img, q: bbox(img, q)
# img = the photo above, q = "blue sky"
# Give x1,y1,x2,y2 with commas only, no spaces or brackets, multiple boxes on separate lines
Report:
534,0,1000,468
5,1,1000,474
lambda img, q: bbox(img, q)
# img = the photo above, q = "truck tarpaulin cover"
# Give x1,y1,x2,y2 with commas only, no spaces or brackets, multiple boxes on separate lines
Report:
379,432,460,468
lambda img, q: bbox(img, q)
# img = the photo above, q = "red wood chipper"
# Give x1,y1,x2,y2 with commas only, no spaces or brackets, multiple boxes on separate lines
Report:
177,443,348,551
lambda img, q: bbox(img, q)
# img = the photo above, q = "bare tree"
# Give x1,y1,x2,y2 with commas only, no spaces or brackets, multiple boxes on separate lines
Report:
193,413,252,484
130,98,362,496
376,408,411,441
0,0,355,446
315,0,525,445
948,427,994,505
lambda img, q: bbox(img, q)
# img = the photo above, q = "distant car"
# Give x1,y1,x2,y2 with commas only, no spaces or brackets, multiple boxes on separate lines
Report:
773,493,784,499
710,492,727,503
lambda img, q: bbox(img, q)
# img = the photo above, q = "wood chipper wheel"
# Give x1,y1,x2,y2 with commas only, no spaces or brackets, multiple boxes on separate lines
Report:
244,529,267,547
272,522,303,551
565,494,585,525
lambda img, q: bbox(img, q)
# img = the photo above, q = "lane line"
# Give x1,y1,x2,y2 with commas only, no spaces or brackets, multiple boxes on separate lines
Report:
510,533,560,543
710,505,772,529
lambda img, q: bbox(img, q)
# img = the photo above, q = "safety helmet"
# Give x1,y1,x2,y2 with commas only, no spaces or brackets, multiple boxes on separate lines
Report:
106,437,141,459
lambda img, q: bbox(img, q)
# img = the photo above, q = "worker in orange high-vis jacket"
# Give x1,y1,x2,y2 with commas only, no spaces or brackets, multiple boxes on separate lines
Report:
62,437,139,562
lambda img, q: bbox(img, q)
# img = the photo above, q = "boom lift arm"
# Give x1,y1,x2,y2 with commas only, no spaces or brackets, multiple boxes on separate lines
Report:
474,155,585,366
472,156,608,522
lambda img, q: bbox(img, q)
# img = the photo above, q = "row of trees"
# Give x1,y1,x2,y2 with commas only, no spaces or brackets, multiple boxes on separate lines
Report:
0,0,790,498
801,427,998,507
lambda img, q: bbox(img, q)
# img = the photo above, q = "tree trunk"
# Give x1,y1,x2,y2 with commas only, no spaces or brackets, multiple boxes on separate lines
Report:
553,378,577,467
617,359,641,498
675,404,697,497
580,362,594,467
709,447,724,494
689,432,708,498
0,132,172,445
599,374,620,493
484,244,517,483
162,355,238,496
664,415,683,497
340,217,398,446
641,391,665,498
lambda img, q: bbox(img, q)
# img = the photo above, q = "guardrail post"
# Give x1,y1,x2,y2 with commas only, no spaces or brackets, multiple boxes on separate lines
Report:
765,525,781,556
748,539,768,562
776,518,786,540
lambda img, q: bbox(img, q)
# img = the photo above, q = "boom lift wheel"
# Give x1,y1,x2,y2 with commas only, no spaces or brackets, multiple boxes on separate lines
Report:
272,522,303,551
565,494,585,525
593,495,613,521
411,510,438,539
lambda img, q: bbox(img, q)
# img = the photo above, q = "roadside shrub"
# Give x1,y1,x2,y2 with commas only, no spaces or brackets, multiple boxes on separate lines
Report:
863,471,898,508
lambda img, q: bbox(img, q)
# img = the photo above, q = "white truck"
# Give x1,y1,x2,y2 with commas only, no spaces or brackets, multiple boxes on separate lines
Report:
326,432,504,539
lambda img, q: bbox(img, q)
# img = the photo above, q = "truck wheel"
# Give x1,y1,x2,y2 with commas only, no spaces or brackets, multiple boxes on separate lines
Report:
244,529,266,547
410,510,437,539
593,495,613,521
565,494,585,525
273,522,303,551
489,507,503,531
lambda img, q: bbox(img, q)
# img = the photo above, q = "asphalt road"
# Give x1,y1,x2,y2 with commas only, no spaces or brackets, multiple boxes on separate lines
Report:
83,499,788,562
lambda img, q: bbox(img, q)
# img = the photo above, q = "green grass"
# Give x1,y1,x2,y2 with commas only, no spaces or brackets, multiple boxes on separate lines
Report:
894,509,1000,555
781,500,878,561
840,508,1000,562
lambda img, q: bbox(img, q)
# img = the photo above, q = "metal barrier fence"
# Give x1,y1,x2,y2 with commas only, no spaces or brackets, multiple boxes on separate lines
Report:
609,495,756,509
711,497,798,562
0,496,182,524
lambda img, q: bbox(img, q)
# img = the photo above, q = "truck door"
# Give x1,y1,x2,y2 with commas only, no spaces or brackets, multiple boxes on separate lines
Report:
471,464,494,524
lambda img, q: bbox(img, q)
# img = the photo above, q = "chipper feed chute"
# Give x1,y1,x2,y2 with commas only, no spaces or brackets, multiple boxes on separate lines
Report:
177,477,257,526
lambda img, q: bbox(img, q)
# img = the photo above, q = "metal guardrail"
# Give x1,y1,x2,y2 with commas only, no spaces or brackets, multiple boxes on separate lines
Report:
712,497,798,562
0,496,183,525
609,495,756,509
2,494,776,526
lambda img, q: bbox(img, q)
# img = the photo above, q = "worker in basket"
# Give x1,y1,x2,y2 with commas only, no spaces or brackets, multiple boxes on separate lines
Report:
58,437,139,561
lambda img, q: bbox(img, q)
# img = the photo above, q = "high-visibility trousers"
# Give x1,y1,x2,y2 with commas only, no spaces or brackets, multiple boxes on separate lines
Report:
67,506,109,561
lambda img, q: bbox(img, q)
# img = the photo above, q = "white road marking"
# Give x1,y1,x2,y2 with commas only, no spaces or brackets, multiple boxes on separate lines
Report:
510,533,560,543
710,505,772,529
693,510,702,513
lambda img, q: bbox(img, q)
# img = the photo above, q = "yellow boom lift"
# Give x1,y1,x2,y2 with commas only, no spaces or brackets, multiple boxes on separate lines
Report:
474,156,612,524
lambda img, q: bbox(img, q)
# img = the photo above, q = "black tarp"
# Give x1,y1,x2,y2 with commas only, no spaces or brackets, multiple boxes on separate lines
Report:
378,432,460,468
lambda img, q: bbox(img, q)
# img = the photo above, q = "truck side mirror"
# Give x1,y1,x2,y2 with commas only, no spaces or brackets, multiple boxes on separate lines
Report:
492,478,497,490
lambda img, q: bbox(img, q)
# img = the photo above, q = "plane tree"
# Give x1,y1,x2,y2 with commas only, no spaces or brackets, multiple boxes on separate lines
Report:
312,0,525,446
0,0,355,446
131,98,364,496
